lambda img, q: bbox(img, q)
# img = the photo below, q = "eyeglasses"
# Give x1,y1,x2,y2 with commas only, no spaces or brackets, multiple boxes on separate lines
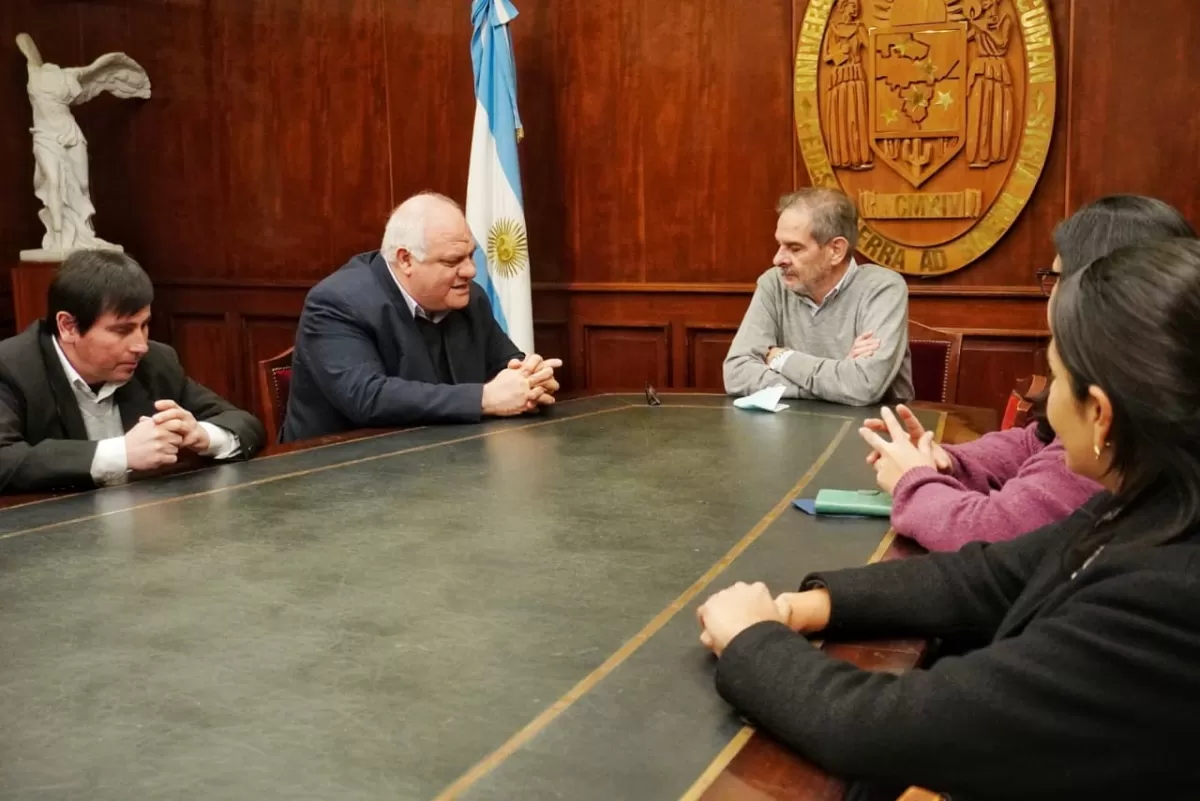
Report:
1035,269,1059,297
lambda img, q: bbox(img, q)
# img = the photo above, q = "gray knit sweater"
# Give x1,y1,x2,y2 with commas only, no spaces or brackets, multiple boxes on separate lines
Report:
723,262,913,406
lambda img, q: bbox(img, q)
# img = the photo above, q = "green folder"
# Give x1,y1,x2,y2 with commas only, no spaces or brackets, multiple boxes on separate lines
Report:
814,489,893,518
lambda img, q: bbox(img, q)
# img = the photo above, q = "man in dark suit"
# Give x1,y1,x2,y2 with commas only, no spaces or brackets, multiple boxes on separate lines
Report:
281,192,562,442
0,250,265,493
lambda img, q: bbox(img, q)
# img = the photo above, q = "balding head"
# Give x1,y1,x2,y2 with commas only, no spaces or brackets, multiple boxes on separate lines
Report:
382,192,477,313
381,192,465,264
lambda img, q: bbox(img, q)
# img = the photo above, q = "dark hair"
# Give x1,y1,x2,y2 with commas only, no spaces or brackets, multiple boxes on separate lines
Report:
45,249,154,336
1051,237,1200,545
777,187,859,251
1027,195,1196,441
1052,194,1195,277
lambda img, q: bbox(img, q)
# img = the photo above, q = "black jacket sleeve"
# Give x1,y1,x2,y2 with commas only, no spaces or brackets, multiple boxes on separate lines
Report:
804,512,1075,643
0,381,97,492
158,345,266,458
715,557,1200,799
300,287,485,426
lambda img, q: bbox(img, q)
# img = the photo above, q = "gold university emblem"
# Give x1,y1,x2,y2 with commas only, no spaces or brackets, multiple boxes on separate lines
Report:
795,0,1056,275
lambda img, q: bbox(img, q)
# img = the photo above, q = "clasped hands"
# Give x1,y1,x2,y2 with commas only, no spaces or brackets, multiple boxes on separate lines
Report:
124,400,209,472
696,582,832,657
860,404,952,494
482,353,563,417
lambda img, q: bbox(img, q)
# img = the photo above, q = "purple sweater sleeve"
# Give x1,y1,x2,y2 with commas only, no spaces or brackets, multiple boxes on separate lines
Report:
939,424,1043,493
890,427,1103,552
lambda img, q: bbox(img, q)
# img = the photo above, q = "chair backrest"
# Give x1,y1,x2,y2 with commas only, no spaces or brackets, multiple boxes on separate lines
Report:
907,320,963,404
257,347,294,444
1001,374,1048,430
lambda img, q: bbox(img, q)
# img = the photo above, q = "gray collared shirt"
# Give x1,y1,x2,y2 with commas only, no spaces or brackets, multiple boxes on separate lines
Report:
771,259,860,371
798,258,859,314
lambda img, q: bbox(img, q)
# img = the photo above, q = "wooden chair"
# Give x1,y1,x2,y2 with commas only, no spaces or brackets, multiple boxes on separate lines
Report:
907,320,963,404
1001,374,1048,430
257,347,294,444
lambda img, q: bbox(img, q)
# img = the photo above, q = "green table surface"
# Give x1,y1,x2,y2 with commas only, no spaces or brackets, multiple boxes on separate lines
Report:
0,394,940,801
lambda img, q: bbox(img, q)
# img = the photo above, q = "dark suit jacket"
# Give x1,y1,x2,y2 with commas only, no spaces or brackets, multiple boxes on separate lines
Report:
715,491,1200,800
281,251,523,442
0,324,266,493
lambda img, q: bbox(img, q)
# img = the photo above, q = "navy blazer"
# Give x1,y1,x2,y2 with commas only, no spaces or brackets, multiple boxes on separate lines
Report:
281,251,523,442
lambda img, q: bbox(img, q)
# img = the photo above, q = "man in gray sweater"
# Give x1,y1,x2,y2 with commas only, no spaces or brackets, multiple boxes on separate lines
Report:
723,188,913,407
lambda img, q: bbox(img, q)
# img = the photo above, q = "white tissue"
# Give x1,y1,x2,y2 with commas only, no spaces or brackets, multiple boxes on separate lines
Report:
733,384,789,413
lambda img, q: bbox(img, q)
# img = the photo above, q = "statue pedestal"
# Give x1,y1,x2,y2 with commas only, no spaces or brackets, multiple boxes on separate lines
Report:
11,258,61,332
19,248,91,261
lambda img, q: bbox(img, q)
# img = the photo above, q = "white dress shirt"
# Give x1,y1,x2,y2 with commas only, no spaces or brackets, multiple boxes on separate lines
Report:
387,265,448,324
51,338,241,486
770,259,861,372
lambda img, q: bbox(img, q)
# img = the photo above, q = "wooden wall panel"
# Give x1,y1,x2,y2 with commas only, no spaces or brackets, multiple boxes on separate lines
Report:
687,328,738,391
383,1,473,210
908,294,1049,338
583,324,671,390
207,0,391,281
532,321,572,392
4,0,1198,417
638,0,794,285
1066,0,1200,224
242,318,298,367
167,314,236,402
78,0,217,278
555,2,646,284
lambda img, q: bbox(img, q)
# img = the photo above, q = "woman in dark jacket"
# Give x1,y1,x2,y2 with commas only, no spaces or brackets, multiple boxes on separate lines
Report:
697,237,1200,801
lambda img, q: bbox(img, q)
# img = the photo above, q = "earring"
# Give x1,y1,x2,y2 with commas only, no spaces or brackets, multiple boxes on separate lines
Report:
1093,444,1101,458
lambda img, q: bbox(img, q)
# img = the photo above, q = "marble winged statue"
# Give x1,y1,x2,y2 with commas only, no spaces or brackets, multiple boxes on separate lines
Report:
15,32,151,259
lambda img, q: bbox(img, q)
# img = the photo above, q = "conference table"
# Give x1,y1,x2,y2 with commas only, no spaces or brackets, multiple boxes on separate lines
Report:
0,394,992,801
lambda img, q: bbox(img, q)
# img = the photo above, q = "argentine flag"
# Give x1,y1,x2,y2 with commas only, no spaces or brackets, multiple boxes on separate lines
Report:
468,0,533,355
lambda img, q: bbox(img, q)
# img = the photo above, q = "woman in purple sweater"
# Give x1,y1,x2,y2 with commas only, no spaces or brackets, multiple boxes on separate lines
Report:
864,195,1195,551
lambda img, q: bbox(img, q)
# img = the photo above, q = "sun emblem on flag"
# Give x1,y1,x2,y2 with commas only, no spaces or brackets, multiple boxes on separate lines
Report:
486,218,529,279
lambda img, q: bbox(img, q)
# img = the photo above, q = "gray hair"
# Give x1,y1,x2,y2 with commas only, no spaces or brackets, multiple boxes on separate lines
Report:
380,191,463,266
776,187,859,251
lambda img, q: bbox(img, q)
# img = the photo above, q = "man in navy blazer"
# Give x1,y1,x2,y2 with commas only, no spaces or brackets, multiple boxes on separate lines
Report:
281,193,561,443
